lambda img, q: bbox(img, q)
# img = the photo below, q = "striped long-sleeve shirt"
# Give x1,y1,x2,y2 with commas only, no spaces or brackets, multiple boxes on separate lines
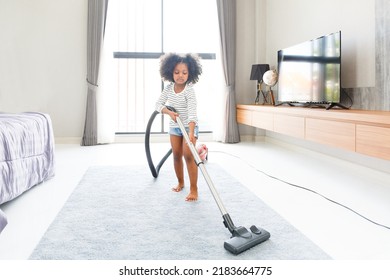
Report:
155,82,198,128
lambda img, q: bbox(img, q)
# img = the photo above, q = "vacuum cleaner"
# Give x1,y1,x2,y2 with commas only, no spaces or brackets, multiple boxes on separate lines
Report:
145,106,270,255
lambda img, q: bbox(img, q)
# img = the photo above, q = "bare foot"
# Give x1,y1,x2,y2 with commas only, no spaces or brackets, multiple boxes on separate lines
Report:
185,190,198,202
172,184,184,192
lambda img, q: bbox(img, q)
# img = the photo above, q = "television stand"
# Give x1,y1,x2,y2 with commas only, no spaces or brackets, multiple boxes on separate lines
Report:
274,102,304,107
275,102,349,110
325,102,350,110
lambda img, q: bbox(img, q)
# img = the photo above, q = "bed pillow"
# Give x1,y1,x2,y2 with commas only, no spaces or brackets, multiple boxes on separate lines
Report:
0,209,7,234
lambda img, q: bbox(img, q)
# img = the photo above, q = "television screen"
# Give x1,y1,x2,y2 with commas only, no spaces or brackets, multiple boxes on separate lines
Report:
277,31,341,104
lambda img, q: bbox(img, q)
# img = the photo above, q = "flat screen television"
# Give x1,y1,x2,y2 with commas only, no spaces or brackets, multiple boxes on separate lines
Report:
277,31,342,109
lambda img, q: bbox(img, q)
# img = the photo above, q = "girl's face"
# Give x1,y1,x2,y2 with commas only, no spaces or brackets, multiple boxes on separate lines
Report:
173,63,189,86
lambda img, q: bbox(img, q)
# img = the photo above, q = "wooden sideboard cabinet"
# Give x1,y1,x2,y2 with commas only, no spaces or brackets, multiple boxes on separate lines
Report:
236,104,390,160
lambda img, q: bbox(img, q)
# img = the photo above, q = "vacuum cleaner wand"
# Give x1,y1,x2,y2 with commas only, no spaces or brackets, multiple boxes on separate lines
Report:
166,106,270,255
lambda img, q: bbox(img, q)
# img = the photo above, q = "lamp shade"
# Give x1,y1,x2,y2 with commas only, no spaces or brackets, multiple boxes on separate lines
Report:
250,64,270,81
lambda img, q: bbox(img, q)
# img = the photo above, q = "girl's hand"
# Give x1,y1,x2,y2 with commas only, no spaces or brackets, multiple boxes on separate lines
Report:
188,122,196,144
169,111,179,122
188,133,196,144
163,107,178,122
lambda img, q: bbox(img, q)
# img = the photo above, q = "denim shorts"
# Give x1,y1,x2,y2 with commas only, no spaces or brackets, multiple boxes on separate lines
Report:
169,126,199,138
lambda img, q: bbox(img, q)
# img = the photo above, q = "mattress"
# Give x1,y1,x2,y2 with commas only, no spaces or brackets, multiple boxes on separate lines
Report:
0,112,55,204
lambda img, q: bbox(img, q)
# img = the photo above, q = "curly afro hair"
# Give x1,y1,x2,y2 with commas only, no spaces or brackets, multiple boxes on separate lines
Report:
159,53,202,84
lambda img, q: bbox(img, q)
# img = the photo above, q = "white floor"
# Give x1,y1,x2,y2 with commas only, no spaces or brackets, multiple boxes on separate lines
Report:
1,138,390,260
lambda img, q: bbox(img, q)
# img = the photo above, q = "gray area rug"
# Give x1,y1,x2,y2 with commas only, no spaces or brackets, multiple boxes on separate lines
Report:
30,163,330,260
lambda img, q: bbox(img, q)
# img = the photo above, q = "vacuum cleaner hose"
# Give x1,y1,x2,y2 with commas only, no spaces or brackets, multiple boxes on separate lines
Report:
145,110,172,178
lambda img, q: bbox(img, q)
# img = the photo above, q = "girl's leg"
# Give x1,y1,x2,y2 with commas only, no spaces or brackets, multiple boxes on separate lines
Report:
183,138,198,201
170,135,184,192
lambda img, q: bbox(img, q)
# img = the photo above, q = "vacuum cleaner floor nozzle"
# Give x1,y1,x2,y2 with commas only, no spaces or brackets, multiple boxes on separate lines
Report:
224,225,271,255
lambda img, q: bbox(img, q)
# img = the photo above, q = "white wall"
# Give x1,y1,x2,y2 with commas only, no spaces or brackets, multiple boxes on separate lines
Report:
235,0,375,112
236,0,376,98
234,0,387,170
0,0,87,139
235,0,256,136
236,0,257,106
0,0,376,139
265,0,375,88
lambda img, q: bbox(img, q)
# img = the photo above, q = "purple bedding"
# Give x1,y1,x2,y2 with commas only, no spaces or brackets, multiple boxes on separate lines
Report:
0,112,55,205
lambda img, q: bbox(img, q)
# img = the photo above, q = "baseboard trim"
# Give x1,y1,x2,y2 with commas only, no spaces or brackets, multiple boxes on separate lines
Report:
239,134,265,142
115,132,214,143
55,137,81,144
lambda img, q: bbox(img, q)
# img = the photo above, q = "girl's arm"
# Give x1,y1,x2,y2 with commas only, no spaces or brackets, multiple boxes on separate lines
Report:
155,88,168,113
161,106,178,122
186,86,198,144
186,86,198,126
188,121,196,144
155,84,178,121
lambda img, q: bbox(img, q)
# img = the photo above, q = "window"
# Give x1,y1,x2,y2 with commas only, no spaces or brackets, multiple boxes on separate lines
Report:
104,0,222,134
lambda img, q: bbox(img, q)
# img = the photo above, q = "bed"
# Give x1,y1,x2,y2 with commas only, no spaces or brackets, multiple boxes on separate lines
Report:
0,112,55,234
0,209,7,234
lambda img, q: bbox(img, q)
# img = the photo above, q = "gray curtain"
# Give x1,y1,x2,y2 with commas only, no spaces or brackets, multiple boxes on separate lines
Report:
82,0,109,146
216,0,240,143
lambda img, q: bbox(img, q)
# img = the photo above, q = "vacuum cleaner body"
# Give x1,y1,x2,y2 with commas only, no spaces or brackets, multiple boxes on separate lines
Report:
196,143,208,162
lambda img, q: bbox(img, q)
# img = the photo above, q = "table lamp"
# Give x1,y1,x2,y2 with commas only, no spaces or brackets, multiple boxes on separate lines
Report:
250,64,270,104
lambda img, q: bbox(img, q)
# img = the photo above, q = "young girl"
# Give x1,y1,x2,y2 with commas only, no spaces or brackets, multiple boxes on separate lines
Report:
155,53,202,202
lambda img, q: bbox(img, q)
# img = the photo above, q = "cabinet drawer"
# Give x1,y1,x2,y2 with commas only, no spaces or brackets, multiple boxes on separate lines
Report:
356,124,390,160
252,111,273,130
237,109,252,125
273,114,305,139
305,118,355,151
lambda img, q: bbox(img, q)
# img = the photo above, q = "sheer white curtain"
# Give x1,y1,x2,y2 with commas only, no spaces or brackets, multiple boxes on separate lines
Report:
85,0,224,141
